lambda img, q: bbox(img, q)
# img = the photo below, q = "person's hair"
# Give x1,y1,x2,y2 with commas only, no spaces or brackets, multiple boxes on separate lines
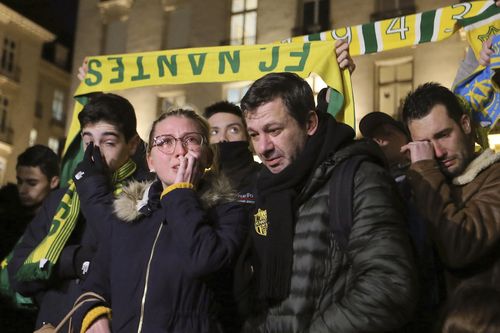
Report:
147,109,217,170
240,72,315,127
402,82,466,126
78,93,137,142
16,145,60,180
440,284,500,333
204,101,244,123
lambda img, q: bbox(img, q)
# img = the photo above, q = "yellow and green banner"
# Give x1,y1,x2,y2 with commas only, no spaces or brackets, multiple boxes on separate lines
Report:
282,0,499,58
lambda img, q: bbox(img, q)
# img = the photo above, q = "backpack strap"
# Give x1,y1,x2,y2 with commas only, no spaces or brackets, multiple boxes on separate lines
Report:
329,155,369,252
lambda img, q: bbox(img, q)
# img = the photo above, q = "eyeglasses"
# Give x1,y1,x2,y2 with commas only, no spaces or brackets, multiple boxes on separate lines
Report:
151,132,205,154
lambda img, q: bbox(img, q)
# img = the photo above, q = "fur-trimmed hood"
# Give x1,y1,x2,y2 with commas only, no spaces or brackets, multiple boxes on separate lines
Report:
453,149,500,185
114,172,237,222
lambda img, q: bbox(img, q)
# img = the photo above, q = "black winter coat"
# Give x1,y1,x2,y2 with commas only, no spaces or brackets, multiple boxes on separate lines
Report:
243,141,418,333
72,176,247,333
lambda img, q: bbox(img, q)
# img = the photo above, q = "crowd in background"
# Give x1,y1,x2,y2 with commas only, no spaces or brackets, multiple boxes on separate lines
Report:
0,16,500,333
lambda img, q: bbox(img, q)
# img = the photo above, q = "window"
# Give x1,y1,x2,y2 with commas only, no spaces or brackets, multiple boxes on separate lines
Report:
0,157,6,185
29,129,38,146
372,0,415,21
0,96,9,133
52,89,65,122
224,82,251,104
1,37,16,73
157,91,186,115
305,73,327,104
0,95,12,144
35,100,43,118
230,0,258,45
375,57,413,117
302,0,330,35
48,137,60,154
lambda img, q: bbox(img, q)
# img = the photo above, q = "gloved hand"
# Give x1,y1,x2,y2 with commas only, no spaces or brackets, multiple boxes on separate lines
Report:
73,142,109,182
74,246,94,280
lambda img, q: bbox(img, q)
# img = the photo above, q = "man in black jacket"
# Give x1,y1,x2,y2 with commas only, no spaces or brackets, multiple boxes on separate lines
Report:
0,145,60,333
239,72,417,332
8,93,147,331
204,101,261,206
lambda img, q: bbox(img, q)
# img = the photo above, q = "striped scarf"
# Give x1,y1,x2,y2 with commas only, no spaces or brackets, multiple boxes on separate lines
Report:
283,1,499,57
15,159,136,282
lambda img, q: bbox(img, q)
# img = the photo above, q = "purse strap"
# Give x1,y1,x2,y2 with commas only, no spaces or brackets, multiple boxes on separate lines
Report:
54,291,106,332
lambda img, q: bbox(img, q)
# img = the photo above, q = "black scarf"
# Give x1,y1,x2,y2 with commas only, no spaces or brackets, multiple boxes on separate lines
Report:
217,141,258,187
253,111,354,302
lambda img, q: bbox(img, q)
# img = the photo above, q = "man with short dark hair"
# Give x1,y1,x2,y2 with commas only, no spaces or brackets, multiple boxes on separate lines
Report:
8,93,147,331
204,101,261,207
360,112,445,331
239,72,417,332
203,101,261,333
0,145,60,258
0,145,60,332
16,145,60,210
205,101,250,144
359,111,410,178
401,82,500,294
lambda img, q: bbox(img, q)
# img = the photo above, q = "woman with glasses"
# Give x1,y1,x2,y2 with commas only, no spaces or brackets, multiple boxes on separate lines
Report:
72,109,247,333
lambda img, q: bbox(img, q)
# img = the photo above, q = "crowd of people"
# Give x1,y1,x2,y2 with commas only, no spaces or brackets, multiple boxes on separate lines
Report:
0,23,499,333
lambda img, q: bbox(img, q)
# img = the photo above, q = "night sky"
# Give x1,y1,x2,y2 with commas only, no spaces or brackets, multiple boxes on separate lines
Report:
0,0,78,49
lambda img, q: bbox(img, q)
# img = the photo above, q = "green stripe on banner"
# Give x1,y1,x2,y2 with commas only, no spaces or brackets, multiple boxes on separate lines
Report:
459,3,499,27
362,23,378,54
308,33,322,41
419,10,436,43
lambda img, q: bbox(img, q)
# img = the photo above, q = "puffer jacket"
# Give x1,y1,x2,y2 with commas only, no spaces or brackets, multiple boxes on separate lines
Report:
244,140,417,333
72,174,247,333
406,148,500,292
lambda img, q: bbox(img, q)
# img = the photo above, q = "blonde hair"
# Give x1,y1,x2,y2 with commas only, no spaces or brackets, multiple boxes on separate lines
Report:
147,108,218,172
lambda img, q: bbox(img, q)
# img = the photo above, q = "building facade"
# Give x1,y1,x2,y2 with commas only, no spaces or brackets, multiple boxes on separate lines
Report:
70,0,498,149
0,3,72,184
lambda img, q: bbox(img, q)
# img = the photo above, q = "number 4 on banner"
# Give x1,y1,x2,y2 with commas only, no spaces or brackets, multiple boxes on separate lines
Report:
386,17,410,40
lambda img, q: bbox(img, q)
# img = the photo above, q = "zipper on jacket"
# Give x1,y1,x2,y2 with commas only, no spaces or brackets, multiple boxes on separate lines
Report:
137,223,163,333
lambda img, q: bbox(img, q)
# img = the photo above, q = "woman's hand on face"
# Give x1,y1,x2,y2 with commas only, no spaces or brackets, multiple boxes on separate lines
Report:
174,151,201,186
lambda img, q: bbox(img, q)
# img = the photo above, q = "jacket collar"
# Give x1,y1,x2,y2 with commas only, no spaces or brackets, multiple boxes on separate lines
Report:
114,172,236,223
453,149,500,185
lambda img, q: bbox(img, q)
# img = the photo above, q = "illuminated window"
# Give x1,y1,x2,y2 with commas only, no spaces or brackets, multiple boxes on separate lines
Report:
157,91,186,115
224,82,251,104
375,57,413,117
230,0,258,45
305,73,327,104
52,89,65,122
29,129,37,146
48,137,60,154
